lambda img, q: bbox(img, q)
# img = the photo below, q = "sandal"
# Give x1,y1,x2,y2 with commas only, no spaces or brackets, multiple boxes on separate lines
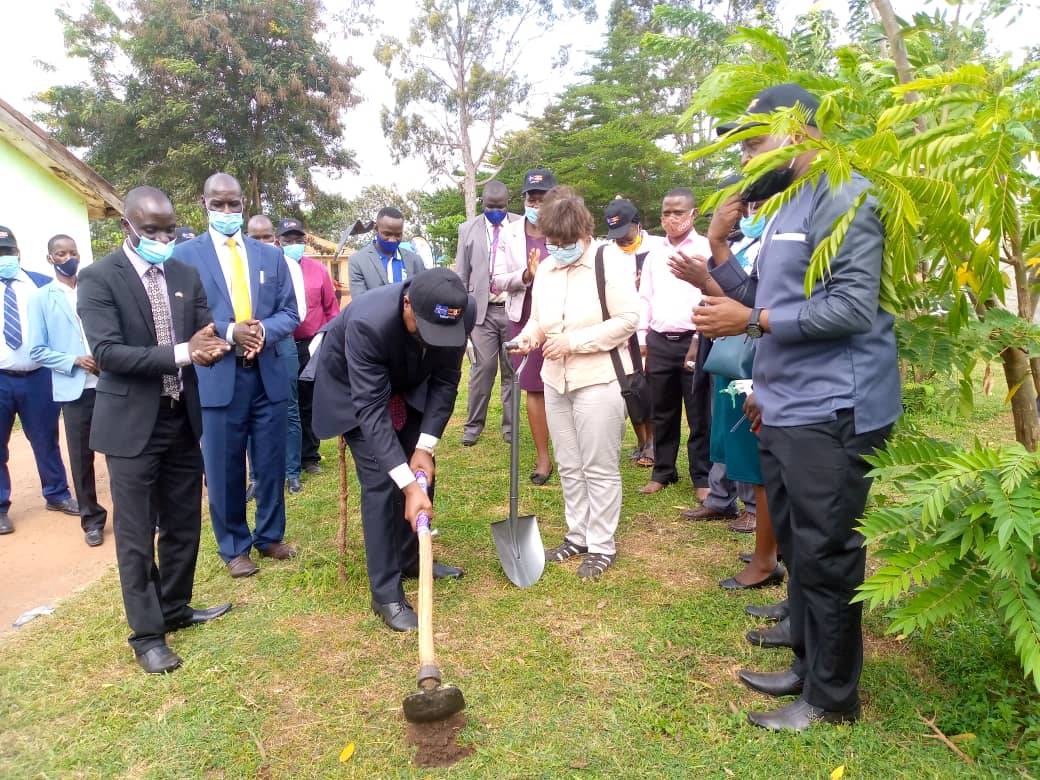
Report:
545,540,587,563
636,443,655,467
629,447,644,463
577,553,616,580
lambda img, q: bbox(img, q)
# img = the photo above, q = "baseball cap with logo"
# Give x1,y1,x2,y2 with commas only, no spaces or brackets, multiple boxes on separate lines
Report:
277,218,306,237
521,168,558,194
407,268,470,348
173,226,197,245
716,83,820,136
0,226,17,249
603,199,640,240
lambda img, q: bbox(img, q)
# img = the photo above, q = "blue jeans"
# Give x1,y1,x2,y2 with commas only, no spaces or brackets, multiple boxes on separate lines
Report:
248,340,301,481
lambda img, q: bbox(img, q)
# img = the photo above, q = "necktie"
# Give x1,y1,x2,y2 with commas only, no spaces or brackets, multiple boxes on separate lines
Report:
144,267,180,399
3,280,21,350
391,257,405,283
227,237,251,323
388,393,407,432
488,224,501,292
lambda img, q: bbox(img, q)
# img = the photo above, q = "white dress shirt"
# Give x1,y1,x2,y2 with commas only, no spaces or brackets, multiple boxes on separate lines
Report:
60,283,98,389
485,216,507,303
284,255,307,323
124,240,192,368
0,270,42,372
208,226,257,343
637,230,712,345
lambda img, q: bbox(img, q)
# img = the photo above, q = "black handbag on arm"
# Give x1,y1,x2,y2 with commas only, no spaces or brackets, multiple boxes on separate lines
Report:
594,246,652,424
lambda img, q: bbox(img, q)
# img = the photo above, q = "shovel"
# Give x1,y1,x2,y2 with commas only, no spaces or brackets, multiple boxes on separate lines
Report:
402,470,466,724
490,343,545,588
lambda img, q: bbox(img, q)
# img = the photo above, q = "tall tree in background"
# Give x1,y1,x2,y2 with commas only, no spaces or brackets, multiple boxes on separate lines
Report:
37,0,359,218
376,0,595,219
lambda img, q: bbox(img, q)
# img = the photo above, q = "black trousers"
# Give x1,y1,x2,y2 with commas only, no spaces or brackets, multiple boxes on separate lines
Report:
296,337,321,466
646,330,710,486
758,410,892,712
61,389,107,532
344,408,431,604
105,403,203,654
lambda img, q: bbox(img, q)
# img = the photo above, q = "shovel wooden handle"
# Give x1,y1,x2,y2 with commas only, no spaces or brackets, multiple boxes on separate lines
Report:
414,471,440,686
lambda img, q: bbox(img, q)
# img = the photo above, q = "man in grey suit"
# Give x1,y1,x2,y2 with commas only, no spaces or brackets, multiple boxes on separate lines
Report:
456,181,522,446
348,207,425,300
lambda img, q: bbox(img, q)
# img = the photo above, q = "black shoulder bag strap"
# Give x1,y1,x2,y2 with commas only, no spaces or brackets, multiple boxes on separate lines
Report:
594,246,643,379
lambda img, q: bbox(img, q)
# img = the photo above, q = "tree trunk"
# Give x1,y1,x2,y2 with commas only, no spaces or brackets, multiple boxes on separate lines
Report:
1000,346,1040,452
872,0,927,134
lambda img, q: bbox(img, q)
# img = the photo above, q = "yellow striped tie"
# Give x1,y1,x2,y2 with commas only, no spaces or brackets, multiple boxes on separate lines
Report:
227,237,251,322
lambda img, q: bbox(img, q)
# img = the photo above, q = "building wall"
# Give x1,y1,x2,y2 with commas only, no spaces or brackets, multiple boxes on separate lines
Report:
0,138,94,277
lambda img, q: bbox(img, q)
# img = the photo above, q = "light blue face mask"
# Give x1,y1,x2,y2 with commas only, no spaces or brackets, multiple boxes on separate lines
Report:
740,213,767,240
547,242,583,267
208,210,244,236
282,243,306,262
0,255,20,279
127,222,174,265
524,206,539,225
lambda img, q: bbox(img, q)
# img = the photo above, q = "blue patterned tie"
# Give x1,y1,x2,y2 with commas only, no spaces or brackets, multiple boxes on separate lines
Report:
391,257,405,283
3,279,21,350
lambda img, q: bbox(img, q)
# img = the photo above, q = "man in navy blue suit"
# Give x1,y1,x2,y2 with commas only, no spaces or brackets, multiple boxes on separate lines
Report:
173,173,299,578
0,225,77,536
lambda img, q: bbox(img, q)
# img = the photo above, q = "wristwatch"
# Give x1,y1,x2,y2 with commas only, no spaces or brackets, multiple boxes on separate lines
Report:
746,308,764,339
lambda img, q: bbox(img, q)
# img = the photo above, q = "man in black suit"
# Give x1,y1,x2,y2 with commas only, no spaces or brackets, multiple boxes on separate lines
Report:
78,186,233,674
310,268,473,631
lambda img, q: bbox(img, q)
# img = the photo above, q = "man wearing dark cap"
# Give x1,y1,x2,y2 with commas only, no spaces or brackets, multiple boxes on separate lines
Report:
456,180,522,447
309,268,473,630
693,83,900,731
0,225,77,536
278,217,339,477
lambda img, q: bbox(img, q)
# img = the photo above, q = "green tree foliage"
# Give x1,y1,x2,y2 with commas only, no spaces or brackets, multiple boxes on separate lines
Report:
36,0,359,217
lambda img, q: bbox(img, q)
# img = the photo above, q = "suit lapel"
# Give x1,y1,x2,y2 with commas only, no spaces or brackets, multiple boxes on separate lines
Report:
471,219,489,280
197,233,232,309
372,247,389,285
245,237,261,315
114,249,157,341
53,285,79,329
164,263,188,341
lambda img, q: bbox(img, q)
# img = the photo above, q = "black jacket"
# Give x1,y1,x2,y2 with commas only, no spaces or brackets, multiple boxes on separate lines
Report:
78,248,211,457
311,281,475,475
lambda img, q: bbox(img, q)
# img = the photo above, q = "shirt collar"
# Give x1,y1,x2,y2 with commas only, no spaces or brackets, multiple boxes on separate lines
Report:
209,226,245,247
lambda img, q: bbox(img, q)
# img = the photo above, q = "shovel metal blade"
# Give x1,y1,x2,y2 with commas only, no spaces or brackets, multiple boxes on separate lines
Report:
402,684,466,724
490,514,544,588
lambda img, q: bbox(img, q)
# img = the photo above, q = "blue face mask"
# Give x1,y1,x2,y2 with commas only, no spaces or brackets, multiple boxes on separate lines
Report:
282,243,306,262
484,208,508,226
740,213,767,240
547,242,584,267
54,257,80,277
375,236,400,257
524,206,538,225
127,221,175,265
0,255,20,279
208,210,243,236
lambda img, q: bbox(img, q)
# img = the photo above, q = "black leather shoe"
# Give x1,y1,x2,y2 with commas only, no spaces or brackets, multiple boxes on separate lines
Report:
136,644,182,674
372,599,418,632
286,477,302,494
739,668,804,697
168,602,233,632
84,528,104,547
747,616,793,648
461,437,478,447
0,512,13,534
245,482,256,502
745,599,789,623
747,697,859,732
303,462,322,475
46,498,80,516
719,564,785,591
403,561,464,580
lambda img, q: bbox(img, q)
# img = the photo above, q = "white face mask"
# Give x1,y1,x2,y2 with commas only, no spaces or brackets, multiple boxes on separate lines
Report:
546,241,584,267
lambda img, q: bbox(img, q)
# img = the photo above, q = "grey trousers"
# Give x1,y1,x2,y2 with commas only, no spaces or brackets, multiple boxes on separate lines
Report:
463,303,514,441
545,380,627,555
704,461,757,516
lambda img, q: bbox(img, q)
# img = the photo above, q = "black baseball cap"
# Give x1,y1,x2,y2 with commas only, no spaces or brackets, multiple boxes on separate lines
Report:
716,83,819,136
0,226,16,249
521,168,557,194
604,200,640,239
277,218,305,237
407,268,469,348
173,226,197,244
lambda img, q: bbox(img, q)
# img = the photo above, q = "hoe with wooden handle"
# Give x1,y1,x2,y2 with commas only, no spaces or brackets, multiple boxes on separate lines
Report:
402,470,465,724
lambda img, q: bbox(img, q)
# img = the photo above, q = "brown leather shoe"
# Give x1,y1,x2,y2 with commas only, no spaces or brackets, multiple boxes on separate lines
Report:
681,505,738,521
639,481,668,495
728,511,757,533
258,542,297,560
227,555,259,578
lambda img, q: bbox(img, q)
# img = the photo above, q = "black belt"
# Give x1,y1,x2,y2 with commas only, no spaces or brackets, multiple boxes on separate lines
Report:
487,300,506,306
0,367,41,377
236,356,257,369
654,330,695,341
158,395,182,410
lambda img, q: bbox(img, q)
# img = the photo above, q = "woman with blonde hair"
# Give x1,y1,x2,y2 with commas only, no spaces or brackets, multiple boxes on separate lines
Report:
511,187,639,579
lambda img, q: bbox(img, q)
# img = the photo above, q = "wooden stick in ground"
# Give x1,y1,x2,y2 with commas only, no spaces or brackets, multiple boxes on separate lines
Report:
337,435,348,583
918,711,974,765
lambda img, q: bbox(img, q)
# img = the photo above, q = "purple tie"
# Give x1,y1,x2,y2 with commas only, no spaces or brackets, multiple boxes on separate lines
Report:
489,223,501,293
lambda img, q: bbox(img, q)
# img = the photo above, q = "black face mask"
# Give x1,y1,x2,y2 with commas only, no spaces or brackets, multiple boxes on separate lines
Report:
741,164,796,204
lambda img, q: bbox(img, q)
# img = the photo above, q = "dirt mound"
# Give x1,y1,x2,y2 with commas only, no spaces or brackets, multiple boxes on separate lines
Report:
405,712,473,768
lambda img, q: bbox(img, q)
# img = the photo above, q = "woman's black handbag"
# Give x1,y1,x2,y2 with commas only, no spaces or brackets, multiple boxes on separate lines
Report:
702,334,756,380
594,246,652,424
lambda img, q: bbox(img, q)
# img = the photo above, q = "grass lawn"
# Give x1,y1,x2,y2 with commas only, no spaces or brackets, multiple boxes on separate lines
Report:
1,368,1038,779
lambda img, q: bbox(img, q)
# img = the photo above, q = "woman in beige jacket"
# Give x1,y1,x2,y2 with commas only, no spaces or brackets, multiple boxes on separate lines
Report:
511,189,639,579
